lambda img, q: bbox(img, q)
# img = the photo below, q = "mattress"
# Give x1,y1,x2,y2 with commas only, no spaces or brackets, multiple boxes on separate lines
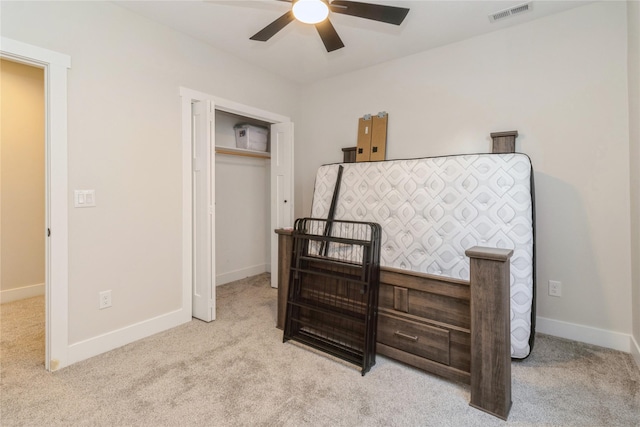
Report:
310,153,535,359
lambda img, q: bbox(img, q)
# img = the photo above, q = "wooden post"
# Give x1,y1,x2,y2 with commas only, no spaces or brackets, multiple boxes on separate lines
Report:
465,246,513,420
275,228,294,330
490,131,518,154
342,147,356,163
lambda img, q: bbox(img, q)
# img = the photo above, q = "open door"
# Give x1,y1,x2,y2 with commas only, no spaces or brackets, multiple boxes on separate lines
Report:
192,100,216,322
270,121,294,289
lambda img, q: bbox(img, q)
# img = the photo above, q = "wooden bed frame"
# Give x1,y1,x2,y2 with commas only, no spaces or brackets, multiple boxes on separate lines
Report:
275,131,521,420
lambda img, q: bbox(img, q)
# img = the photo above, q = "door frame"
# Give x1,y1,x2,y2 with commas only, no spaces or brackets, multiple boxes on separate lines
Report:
179,87,292,317
1,37,71,371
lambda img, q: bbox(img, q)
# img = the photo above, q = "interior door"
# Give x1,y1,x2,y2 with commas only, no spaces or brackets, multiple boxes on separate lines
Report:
192,100,216,321
270,121,294,289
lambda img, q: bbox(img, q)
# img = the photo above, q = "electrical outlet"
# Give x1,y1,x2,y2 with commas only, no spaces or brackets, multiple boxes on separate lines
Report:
548,280,562,297
99,290,112,309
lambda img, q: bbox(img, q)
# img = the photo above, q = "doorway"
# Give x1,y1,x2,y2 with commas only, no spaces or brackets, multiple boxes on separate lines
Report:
1,37,71,371
0,59,45,369
180,88,294,322
1,59,45,304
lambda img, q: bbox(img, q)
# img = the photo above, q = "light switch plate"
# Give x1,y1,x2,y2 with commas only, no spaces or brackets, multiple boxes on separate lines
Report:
74,190,96,208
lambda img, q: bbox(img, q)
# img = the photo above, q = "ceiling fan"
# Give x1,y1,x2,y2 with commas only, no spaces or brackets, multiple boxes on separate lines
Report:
250,0,410,52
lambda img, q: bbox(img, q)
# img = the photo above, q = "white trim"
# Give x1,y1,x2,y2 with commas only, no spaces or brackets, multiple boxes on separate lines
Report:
179,88,294,130
216,264,269,286
67,309,186,365
211,94,290,124
180,91,195,323
0,283,45,304
180,87,213,322
631,335,640,371
0,38,70,68
536,316,632,353
1,37,70,372
179,87,214,104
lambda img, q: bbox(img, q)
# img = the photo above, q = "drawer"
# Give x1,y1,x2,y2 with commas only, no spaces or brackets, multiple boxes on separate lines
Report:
379,283,470,329
377,313,450,365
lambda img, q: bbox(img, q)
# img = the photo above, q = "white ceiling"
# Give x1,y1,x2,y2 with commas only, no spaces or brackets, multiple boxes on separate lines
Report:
115,0,592,84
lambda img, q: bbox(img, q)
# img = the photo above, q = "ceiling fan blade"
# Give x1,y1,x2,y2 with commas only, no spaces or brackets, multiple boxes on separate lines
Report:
250,10,295,41
315,19,345,52
329,1,409,25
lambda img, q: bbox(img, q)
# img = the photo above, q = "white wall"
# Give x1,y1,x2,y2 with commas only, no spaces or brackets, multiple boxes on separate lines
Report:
0,1,299,346
296,2,633,348
628,0,640,365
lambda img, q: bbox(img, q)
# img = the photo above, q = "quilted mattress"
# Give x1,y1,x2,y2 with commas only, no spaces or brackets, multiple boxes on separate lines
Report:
310,153,535,359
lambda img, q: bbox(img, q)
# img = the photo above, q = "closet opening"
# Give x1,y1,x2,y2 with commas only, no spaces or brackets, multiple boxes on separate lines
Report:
214,110,272,286
182,88,293,324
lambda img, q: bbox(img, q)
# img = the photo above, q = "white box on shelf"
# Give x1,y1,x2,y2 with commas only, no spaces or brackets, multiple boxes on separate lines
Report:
234,124,268,152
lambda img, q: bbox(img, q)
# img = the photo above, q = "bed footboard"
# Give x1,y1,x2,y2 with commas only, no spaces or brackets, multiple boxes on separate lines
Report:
275,229,513,420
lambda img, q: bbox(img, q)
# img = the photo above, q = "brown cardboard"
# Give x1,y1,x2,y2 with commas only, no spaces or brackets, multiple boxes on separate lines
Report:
370,113,388,161
356,116,372,162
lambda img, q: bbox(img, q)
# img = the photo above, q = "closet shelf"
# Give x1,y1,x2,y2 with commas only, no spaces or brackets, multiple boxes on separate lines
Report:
215,146,270,159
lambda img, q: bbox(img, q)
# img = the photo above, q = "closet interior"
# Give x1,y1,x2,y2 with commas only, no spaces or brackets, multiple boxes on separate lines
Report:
214,109,272,286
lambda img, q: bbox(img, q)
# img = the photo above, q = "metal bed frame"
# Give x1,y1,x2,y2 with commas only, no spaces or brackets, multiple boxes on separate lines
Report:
283,217,381,375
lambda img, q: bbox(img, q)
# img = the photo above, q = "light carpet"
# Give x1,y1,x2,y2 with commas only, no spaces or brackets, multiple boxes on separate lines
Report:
1,273,639,426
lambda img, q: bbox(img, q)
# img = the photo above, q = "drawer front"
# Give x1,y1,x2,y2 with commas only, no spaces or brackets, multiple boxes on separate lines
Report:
379,283,470,329
378,313,450,365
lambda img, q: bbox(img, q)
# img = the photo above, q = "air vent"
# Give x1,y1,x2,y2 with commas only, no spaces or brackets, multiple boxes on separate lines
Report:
489,1,533,22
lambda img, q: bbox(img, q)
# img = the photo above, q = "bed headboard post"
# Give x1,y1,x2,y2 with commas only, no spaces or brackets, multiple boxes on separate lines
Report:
490,131,518,154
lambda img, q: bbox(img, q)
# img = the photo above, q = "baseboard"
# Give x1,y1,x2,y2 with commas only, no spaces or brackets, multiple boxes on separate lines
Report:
67,308,189,365
631,335,640,371
216,263,268,286
0,283,45,304
536,316,631,353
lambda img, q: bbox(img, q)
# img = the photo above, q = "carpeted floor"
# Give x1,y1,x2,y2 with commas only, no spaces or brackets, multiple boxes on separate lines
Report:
1,273,639,426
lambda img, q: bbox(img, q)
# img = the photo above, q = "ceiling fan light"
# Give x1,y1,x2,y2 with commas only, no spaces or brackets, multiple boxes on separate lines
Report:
292,0,329,24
